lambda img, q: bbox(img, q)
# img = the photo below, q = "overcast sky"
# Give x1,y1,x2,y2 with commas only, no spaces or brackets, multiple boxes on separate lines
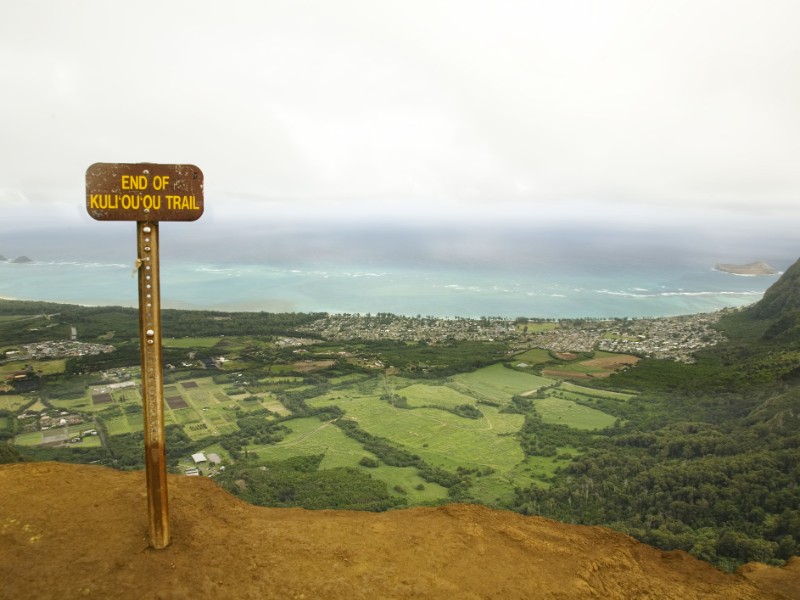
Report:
2,0,799,235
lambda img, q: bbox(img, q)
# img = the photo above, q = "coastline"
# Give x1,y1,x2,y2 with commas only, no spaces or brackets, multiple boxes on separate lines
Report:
0,259,779,320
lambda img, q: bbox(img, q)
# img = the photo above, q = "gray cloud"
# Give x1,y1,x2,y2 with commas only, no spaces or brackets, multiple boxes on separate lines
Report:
1,0,799,233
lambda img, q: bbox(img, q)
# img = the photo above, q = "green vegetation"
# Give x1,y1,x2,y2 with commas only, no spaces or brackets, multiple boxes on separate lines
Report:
216,454,407,511
0,395,28,411
3,271,800,572
451,363,552,402
162,337,222,348
532,397,618,430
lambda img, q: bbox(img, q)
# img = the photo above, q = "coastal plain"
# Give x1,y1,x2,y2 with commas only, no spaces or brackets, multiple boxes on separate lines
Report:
3,281,800,575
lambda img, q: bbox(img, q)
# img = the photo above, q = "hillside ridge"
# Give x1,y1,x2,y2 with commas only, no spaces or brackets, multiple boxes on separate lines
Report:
1,462,798,600
747,257,800,320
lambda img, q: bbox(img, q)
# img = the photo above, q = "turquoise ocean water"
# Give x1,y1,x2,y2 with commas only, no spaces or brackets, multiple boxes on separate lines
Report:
0,258,781,319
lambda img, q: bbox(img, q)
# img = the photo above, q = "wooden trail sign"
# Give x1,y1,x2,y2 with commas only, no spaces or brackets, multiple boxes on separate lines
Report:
86,163,204,549
86,163,203,222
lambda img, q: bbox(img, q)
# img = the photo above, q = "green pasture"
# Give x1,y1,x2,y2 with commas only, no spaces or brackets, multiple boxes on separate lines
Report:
162,337,221,348
394,382,476,409
368,464,449,503
0,359,66,378
103,416,130,435
560,381,635,401
126,413,145,431
533,396,617,430
512,348,556,366
0,394,28,411
328,373,370,386
15,423,102,447
28,399,47,412
380,469,450,504
309,391,528,484
261,398,291,416
248,417,350,462
13,430,43,446
247,415,449,504
0,314,38,323
36,359,67,375
50,396,98,413
450,363,553,403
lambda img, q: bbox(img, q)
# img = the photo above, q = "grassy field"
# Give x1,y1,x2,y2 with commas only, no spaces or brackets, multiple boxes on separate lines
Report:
512,348,556,366
162,337,222,348
328,373,370,386
309,387,528,485
450,363,554,403
28,399,47,412
559,381,635,401
15,423,103,447
301,369,608,500
0,359,66,378
0,394,29,411
533,397,618,430
246,415,450,504
394,382,476,409
0,314,37,322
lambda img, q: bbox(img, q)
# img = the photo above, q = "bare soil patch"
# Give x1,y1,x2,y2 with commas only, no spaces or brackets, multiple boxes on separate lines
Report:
166,396,188,409
1,462,796,600
291,359,336,372
582,355,640,370
91,392,113,404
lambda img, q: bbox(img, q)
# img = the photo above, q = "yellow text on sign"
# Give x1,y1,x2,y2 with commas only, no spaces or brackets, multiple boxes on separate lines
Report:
120,175,172,191
88,194,200,212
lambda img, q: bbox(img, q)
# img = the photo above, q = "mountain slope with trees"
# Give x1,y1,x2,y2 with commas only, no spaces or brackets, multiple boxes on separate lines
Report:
511,259,800,570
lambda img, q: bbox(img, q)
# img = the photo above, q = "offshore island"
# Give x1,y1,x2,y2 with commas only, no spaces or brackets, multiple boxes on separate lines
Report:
715,261,777,275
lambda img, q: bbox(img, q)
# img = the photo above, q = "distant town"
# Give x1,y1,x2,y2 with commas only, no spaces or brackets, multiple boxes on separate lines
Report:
296,310,726,363
3,311,728,368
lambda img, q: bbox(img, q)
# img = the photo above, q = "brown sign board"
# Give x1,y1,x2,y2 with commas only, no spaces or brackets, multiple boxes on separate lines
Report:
86,163,204,221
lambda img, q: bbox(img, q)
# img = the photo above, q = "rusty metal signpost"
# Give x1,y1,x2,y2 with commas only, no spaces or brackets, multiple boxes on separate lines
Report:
86,163,204,549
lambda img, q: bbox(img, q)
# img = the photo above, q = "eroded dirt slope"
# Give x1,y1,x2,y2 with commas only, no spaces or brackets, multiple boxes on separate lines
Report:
1,462,798,600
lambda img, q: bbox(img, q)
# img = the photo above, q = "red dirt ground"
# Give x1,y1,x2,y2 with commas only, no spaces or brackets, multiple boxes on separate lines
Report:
1,462,798,600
